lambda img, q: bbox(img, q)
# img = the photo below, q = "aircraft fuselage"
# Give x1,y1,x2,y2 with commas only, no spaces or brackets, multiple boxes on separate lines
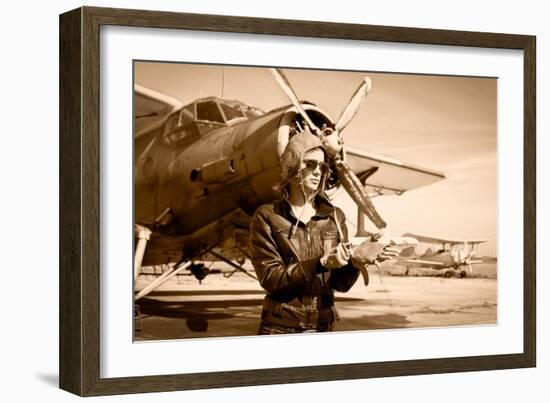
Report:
134,100,333,263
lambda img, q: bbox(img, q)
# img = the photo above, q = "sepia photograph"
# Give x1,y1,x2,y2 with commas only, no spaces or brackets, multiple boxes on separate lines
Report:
133,61,497,341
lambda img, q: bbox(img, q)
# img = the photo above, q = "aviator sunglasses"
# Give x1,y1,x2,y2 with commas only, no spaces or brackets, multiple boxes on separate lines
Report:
302,159,331,174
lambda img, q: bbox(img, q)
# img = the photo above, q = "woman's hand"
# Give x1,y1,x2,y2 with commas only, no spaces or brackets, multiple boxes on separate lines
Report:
377,245,401,261
351,240,400,267
321,243,351,270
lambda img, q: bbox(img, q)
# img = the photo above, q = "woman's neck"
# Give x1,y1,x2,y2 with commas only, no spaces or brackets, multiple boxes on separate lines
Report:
287,186,315,207
288,188,318,224
287,189,317,224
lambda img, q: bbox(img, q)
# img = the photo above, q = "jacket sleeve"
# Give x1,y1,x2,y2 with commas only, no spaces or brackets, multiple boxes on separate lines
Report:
329,208,360,292
249,207,319,295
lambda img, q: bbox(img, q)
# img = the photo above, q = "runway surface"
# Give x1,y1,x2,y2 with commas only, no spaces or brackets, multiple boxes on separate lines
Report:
134,262,497,341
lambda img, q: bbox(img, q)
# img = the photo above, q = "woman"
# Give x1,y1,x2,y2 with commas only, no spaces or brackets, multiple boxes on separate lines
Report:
250,129,395,334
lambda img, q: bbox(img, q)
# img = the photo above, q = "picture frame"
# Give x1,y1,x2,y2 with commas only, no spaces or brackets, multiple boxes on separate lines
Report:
59,6,536,396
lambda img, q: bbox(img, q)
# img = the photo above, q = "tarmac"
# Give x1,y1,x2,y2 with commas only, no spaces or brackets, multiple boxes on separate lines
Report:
134,262,497,341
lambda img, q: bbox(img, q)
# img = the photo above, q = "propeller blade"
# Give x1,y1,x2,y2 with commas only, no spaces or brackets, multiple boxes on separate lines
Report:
335,77,372,133
268,70,386,230
333,159,387,229
269,68,321,134
468,263,473,274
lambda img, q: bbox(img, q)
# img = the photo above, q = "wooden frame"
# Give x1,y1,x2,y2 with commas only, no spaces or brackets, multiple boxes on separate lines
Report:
59,6,536,396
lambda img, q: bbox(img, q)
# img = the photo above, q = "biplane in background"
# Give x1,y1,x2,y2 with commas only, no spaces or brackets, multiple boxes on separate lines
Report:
395,232,488,278
133,68,446,301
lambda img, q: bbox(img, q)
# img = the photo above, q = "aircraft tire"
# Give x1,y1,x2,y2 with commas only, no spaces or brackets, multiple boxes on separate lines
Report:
444,270,453,278
460,270,467,278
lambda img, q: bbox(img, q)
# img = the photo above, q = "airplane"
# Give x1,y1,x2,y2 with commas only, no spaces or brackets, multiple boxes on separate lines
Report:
394,232,488,278
133,67,446,301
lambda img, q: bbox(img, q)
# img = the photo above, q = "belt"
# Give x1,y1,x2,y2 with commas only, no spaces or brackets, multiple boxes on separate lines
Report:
263,294,334,312
261,310,334,329
262,296,338,328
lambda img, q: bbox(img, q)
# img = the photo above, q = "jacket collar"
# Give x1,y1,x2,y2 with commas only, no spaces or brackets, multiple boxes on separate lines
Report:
278,192,335,224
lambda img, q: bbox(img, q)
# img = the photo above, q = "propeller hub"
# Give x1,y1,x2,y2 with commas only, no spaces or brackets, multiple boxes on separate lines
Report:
320,129,344,159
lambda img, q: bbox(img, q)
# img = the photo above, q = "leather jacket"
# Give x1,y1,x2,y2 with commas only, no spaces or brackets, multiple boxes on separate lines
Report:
250,194,359,328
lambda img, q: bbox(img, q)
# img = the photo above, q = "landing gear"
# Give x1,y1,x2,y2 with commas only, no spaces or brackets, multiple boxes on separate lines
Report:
209,250,257,280
443,268,467,278
134,224,152,283
134,304,142,332
189,263,210,283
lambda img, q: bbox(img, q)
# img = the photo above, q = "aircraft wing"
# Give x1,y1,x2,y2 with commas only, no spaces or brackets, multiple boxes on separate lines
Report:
345,146,446,196
401,258,446,267
134,84,183,138
402,232,489,245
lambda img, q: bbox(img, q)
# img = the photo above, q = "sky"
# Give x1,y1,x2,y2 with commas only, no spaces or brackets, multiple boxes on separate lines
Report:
135,62,497,257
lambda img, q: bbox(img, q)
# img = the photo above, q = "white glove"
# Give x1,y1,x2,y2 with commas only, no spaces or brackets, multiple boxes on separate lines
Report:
321,243,351,270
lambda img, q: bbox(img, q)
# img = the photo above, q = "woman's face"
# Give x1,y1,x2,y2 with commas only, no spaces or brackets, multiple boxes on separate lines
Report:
297,148,327,194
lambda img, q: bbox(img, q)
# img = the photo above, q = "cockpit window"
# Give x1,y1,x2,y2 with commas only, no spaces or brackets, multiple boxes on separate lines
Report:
165,112,179,132
196,101,224,123
179,105,194,126
220,102,245,121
